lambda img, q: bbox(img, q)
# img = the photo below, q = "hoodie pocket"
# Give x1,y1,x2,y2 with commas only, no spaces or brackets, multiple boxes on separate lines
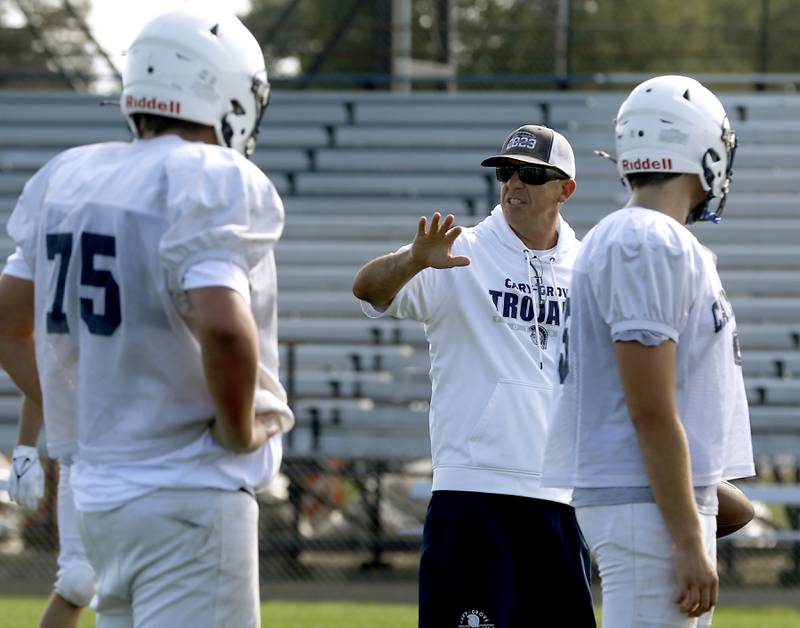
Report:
467,379,553,476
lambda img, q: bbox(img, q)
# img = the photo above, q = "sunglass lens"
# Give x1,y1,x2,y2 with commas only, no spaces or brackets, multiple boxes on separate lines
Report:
495,166,564,184
495,167,514,182
518,167,544,184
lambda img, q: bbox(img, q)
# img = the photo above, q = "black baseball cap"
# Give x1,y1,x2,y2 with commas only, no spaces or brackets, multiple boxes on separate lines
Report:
481,124,576,179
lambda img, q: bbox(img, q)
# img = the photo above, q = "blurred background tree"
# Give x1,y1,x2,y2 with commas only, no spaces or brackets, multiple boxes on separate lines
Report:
0,0,116,90
244,0,800,88
1,0,799,90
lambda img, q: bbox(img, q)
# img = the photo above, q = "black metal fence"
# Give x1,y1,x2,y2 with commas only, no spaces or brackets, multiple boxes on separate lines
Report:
2,442,800,588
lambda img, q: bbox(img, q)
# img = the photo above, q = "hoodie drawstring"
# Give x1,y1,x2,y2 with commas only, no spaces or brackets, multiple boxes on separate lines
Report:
547,256,565,364
525,250,544,370
525,252,562,371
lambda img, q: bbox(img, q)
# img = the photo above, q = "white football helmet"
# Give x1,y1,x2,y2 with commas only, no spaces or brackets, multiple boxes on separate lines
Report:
120,8,270,157
614,75,737,223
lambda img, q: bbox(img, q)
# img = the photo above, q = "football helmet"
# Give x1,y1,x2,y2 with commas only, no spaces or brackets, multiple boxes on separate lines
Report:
120,8,270,157
614,75,737,223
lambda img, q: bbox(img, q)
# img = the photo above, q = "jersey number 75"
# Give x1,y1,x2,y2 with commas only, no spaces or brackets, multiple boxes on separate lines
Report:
46,232,121,336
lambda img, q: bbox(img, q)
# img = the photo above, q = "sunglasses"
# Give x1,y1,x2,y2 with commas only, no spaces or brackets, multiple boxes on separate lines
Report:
495,165,569,185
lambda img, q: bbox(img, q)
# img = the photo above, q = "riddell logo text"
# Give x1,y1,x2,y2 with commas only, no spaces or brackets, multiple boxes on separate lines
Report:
621,157,672,171
125,96,182,115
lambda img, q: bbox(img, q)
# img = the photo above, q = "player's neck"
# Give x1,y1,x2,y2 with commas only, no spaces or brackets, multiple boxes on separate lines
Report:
628,175,703,225
141,127,219,146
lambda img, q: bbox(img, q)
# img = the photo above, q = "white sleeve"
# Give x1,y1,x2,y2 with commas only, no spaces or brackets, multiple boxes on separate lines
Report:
359,245,451,323
182,260,251,305
2,248,33,281
588,221,695,343
159,151,284,292
7,158,56,275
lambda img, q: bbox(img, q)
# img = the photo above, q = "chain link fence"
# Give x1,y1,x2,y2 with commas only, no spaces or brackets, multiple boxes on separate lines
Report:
0,454,433,587
2,452,799,590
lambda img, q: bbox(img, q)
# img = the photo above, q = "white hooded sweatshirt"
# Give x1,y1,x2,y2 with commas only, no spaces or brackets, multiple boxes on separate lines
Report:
361,206,579,503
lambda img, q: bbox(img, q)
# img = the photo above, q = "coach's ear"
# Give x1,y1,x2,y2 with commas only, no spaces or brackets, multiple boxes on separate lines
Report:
558,179,576,203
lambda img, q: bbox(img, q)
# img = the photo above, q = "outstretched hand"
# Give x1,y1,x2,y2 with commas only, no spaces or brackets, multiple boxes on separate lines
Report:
409,213,471,270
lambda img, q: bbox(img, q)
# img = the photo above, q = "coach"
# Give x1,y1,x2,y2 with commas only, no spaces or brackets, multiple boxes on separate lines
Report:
352,125,596,628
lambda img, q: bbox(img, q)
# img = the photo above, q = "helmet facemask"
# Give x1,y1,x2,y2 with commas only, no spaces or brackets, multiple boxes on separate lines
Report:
688,120,738,224
221,73,271,157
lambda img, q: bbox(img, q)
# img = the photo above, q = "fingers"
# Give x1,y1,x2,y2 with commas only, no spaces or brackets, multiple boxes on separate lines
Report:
675,581,717,618
413,212,467,269
443,224,462,243
692,586,711,618
250,420,281,451
675,584,699,616
416,215,427,237
439,213,455,232
255,411,283,439
699,582,713,616
418,212,457,237
692,575,718,617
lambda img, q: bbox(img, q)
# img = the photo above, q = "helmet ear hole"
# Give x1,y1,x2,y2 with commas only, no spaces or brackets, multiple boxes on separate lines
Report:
702,148,721,188
221,115,234,147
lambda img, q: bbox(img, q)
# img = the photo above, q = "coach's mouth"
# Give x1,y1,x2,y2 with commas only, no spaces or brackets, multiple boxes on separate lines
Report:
505,194,528,206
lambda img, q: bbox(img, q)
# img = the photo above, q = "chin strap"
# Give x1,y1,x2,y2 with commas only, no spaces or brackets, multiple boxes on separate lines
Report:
686,191,724,225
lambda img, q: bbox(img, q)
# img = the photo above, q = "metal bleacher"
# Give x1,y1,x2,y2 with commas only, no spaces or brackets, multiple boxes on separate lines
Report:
1,89,799,572
1,89,799,457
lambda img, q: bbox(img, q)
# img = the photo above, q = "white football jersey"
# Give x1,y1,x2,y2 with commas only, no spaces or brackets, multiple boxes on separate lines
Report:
7,135,294,509
542,207,754,488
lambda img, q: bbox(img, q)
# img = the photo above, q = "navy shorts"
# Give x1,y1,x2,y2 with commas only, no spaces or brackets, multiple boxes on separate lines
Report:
418,490,596,628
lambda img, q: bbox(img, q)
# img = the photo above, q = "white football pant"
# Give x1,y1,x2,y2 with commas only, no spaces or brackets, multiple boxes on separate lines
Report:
577,502,716,628
77,488,260,628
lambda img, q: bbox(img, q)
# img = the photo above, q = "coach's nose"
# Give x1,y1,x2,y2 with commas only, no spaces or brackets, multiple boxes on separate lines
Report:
507,170,525,188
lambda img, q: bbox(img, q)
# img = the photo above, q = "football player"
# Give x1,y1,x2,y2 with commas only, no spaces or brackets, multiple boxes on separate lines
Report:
542,76,755,627
0,8,293,627
6,397,94,628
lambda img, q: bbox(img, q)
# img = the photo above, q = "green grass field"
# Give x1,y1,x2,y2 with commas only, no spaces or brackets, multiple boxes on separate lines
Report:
1,598,800,627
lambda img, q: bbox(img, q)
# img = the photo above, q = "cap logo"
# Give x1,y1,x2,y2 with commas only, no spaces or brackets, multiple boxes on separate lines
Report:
506,133,537,151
